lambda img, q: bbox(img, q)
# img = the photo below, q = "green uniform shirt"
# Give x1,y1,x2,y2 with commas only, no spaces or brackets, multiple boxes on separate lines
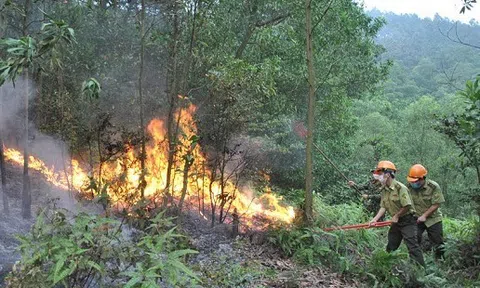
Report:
408,179,445,227
380,179,416,216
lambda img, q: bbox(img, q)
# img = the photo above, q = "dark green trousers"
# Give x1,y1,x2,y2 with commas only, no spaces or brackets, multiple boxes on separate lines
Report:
386,214,425,267
418,221,445,259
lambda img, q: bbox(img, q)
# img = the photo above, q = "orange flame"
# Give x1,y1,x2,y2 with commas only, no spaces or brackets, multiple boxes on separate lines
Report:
3,104,295,226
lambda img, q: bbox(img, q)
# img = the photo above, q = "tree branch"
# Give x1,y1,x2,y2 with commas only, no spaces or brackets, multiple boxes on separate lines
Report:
312,0,335,33
438,22,480,50
255,13,291,28
235,13,291,59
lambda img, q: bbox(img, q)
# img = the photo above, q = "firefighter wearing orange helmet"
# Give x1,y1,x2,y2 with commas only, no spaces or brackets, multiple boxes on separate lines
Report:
407,164,445,259
369,160,425,267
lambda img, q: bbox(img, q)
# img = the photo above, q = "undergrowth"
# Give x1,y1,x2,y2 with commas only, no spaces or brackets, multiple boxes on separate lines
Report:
269,194,480,287
5,204,200,288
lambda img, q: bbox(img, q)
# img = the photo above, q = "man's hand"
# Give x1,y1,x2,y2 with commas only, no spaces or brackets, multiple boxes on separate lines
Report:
369,219,377,226
348,181,356,187
391,214,399,223
417,215,427,223
361,194,369,200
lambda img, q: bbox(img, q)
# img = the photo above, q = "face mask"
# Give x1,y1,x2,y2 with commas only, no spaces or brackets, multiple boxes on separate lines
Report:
411,181,422,189
373,173,386,184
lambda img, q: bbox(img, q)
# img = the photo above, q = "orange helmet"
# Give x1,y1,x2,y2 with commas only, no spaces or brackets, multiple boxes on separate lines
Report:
374,160,397,172
407,164,428,182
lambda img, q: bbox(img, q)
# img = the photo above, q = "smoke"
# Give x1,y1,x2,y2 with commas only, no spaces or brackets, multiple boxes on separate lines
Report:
0,77,78,211
0,79,31,137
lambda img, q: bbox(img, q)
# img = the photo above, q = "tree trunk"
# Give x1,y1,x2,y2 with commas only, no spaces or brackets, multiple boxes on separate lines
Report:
0,85,9,214
180,0,199,91
304,0,315,226
235,24,255,59
164,3,180,205
202,161,205,215
22,70,31,219
178,155,192,212
0,132,8,215
209,179,216,227
219,154,226,223
139,0,146,198
476,165,480,185
97,129,103,189
20,0,31,220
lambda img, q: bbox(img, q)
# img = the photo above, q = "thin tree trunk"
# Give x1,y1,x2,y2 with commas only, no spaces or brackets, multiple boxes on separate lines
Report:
22,71,31,219
21,0,32,219
304,0,315,226
88,139,94,198
219,154,226,223
0,132,8,215
202,161,205,215
97,129,103,188
0,85,9,214
235,25,255,59
164,3,180,205
61,147,71,194
476,165,480,185
180,0,199,92
209,169,217,227
139,0,146,198
178,155,192,212
195,161,201,212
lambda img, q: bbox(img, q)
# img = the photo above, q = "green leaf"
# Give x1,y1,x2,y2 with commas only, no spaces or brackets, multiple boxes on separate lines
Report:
52,256,70,284
168,259,199,280
168,249,198,259
124,275,143,288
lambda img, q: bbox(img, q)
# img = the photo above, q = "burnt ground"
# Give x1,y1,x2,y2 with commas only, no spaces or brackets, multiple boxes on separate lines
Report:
0,161,357,287
179,204,358,288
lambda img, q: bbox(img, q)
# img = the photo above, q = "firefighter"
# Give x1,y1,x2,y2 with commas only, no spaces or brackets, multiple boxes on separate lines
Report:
369,160,425,267
406,164,445,259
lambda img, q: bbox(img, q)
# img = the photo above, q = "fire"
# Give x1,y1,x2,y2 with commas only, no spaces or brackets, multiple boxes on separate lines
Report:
3,103,295,226
4,148,88,191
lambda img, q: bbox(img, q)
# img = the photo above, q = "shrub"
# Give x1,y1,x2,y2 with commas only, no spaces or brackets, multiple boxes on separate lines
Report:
5,206,199,287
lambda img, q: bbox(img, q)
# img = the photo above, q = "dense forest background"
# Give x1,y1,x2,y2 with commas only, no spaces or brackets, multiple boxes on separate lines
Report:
0,1,479,287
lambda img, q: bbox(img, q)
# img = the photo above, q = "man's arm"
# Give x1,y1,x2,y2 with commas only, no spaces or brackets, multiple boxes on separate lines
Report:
417,204,440,223
392,206,410,223
370,207,386,225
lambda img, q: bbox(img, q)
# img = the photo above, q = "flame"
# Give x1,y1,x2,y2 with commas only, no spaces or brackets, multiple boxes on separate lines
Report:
3,103,295,226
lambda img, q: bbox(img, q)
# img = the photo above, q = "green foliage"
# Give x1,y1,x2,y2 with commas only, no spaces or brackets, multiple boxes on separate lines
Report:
443,216,479,242
438,76,480,182
365,250,407,287
38,18,76,56
5,206,199,287
82,77,102,101
198,258,267,288
0,16,75,85
121,213,199,287
269,196,480,287
0,37,36,85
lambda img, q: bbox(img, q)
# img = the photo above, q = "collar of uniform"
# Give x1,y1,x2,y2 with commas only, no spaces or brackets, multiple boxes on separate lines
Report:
386,179,396,190
416,179,428,190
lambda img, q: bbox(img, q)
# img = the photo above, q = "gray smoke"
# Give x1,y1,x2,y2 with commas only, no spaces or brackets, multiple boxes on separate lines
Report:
0,77,78,211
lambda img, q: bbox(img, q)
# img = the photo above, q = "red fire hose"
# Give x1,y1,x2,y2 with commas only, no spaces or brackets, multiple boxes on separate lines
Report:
323,221,392,232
